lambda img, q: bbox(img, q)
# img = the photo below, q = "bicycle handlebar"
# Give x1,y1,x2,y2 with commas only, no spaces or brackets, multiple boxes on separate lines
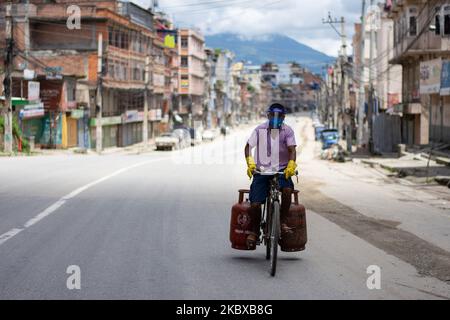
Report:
254,169,299,176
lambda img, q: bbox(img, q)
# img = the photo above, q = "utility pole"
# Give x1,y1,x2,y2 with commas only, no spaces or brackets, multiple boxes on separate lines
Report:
357,0,367,148
368,0,377,153
143,55,150,148
337,16,353,153
3,2,13,153
323,13,349,140
96,33,103,153
330,70,335,128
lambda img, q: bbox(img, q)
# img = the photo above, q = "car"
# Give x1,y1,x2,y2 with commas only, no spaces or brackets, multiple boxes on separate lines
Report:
155,129,191,151
240,117,249,124
155,132,180,151
315,125,326,141
320,129,339,149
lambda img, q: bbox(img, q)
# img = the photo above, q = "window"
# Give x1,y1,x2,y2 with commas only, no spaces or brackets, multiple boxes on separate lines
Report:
108,59,115,78
108,27,113,46
113,29,120,47
444,5,450,35
400,14,407,41
181,37,188,48
66,79,76,101
408,7,418,37
181,57,188,68
409,16,417,36
121,31,129,49
436,10,441,35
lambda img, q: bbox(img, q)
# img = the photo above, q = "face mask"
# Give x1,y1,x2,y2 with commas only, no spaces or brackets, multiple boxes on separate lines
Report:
269,117,284,129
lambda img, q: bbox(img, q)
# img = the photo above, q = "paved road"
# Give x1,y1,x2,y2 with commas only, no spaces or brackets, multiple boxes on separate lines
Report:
0,115,449,299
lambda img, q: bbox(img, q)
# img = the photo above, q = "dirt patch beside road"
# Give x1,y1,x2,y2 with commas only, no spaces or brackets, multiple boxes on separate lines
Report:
301,178,450,286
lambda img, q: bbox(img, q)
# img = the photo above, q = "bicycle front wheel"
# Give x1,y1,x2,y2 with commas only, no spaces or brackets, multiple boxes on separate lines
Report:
270,201,280,277
265,198,271,261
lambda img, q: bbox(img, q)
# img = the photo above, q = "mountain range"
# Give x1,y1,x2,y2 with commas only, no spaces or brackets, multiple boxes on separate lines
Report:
204,33,334,74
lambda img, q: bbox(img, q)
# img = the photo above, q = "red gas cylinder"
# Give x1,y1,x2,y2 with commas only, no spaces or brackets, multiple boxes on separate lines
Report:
279,190,307,252
230,189,259,251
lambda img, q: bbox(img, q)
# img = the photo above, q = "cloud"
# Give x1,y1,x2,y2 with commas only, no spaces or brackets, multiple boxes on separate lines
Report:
131,0,362,56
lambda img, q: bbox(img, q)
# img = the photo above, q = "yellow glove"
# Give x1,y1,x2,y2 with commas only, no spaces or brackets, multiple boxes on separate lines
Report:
246,156,257,179
284,160,297,179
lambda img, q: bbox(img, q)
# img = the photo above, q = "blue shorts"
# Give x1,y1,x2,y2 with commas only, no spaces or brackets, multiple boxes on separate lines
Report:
249,174,294,204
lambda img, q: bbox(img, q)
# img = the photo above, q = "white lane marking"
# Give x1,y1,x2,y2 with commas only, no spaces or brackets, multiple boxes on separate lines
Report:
24,200,67,228
0,158,165,247
0,228,24,246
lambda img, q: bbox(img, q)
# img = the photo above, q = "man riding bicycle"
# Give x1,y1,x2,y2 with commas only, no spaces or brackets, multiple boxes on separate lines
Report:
244,103,297,248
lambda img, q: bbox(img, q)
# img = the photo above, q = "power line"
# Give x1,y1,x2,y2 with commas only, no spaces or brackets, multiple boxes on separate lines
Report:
175,0,282,24
160,0,250,10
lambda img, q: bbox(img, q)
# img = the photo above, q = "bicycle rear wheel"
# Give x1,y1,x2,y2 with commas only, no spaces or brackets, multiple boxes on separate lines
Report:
270,201,280,277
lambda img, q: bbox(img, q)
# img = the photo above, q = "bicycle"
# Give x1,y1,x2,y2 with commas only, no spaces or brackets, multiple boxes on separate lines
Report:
254,169,294,277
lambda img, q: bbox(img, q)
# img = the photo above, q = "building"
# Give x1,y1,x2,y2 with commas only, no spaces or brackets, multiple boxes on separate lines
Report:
261,62,279,87
277,63,304,85
376,7,403,112
230,62,244,125
177,28,206,127
388,0,450,145
214,49,234,128
350,3,403,151
243,65,262,93
1,0,161,149
153,11,179,133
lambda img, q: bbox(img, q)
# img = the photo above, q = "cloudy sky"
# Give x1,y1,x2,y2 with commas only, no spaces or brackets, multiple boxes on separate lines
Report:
131,0,363,57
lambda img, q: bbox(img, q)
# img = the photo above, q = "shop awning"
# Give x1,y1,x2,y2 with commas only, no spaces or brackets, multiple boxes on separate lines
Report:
0,96,31,106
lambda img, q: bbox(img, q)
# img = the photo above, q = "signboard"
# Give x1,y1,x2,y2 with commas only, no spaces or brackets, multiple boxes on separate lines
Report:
28,81,40,101
71,109,84,119
440,60,450,96
19,102,45,119
40,81,63,110
66,101,77,110
164,35,176,49
24,69,36,80
90,116,122,127
181,78,189,88
157,29,178,49
123,110,144,123
45,67,63,80
420,58,442,94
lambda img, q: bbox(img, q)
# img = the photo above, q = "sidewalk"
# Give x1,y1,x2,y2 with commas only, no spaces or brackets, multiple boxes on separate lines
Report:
1,119,262,158
321,138,450,187
352,149,450,187
5,139,159,157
